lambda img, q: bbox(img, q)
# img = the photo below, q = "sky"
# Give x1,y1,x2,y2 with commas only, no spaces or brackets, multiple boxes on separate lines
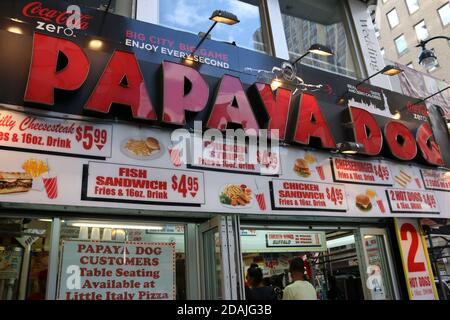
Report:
159,0,264,52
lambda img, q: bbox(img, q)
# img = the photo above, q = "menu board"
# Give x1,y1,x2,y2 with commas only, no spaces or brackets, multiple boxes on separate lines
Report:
420,169,450,192
83,162,205,206
265,231,326,249
270,179,347,212
386,189,439,214
57,241,175,300
187,136,280,176
331,158,393,186
0,110,112,158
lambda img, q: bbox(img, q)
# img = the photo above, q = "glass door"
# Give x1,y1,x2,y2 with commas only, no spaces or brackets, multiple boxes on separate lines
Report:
355,228,399,300
199,215,240,300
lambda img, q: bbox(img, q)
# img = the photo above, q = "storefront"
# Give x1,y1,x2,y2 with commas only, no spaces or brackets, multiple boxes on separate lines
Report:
0,0,449,300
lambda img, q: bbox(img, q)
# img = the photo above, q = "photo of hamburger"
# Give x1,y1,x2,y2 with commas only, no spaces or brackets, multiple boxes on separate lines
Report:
355,194,372,211
0,172,33,194
293,158,311,178
122,136,162,159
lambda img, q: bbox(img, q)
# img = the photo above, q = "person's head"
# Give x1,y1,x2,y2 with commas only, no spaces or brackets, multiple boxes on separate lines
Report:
246,264,263,288
289,257,305,280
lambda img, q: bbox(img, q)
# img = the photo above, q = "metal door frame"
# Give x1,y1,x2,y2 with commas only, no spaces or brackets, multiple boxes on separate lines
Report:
356,227,400,300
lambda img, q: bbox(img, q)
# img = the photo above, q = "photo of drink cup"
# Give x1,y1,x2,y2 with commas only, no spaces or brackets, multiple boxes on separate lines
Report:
254,179,266,211
256,193,266,210
415,178,422,189
316,165,325,181
376,199,385,213
168,147,182,167
42,175,57,199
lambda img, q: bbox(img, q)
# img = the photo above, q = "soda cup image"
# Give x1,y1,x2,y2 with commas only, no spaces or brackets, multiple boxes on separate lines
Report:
256,193,266,211
168,147,182,167
376,199,385,213
415,178,422,189
316,166,325,181
42,175,58,199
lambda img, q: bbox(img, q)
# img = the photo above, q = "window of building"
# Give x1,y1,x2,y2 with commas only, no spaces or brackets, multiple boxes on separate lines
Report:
56,220,187,300
414,20,429,41
157,0,268,53
380,48,385,56
382,0,388,3
279,0,358,78
438,3,450,26
71,0,134,18
387,8,400,28
405,0,420,15
395,34,408,55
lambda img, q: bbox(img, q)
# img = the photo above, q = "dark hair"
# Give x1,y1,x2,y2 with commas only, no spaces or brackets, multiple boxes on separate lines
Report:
289,257,305,274
247,265,263,285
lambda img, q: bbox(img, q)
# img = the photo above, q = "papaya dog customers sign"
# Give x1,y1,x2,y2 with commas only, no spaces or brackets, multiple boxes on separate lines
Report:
58,241,175,300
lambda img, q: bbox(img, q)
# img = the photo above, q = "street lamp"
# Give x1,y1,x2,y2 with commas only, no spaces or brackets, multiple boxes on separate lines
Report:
185,10,239,63
417,36,450,71
291,43,334,66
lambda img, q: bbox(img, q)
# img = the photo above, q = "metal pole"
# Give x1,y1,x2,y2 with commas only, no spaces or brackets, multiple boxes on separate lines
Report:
46,218,61,300
190,21,218,57
427,229,447,300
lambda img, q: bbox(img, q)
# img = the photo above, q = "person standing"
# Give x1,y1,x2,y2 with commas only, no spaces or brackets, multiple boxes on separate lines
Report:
282,257,317,300
245,264,277,300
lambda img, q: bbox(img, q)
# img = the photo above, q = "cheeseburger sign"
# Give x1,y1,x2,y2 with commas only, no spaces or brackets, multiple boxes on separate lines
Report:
23,33,444,166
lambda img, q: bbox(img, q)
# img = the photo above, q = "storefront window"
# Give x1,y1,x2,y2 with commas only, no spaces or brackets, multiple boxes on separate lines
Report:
240,227,364,300
279,0,358,78
158,0,267,53
57,220,186,300
71,0,134,18
0,218,51,300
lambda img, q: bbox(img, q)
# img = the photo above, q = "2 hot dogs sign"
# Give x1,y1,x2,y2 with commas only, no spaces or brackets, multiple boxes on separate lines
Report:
23,32,444,167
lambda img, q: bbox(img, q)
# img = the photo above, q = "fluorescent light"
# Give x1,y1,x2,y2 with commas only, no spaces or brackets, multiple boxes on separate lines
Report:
70,222,163,231
326,235,355,249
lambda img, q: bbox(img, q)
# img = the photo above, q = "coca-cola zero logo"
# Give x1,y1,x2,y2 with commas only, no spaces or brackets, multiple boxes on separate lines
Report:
22,1,92,30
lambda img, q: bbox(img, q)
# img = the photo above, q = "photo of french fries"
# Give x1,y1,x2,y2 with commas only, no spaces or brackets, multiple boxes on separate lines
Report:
219,184,253,207
22,158,49,177
395,169,411,188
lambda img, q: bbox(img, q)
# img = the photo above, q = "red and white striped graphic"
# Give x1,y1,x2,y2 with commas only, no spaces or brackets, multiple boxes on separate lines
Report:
168,147,182,167
255,193,266,210
43,176,58,199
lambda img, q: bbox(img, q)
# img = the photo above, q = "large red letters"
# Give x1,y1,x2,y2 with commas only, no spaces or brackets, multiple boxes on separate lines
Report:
349,107,383,155
25,33,89,105
162,61,209,125
84,50,156,120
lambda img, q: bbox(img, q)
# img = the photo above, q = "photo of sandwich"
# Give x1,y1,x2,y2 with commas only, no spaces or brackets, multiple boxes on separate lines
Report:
0,172,33,194
121,136,162,160
355,194,372,211
219,184,253,208
395,169,412,188
293,158,311,178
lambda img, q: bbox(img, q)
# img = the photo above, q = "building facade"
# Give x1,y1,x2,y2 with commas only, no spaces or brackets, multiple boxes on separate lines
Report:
372,0,450,82
0,0,449,301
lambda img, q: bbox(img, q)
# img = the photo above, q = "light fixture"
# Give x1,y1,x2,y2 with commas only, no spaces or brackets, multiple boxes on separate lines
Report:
210,10,240,25
336,142,364,154
88,39,103,50
393,111,401,120
291,43,334,66
6,26,22,35
184,10,239,64
270,78,283,91
416,36,450,71
70,222,163,230
326,235,355,249
337,65,403,105
10,18,26,23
